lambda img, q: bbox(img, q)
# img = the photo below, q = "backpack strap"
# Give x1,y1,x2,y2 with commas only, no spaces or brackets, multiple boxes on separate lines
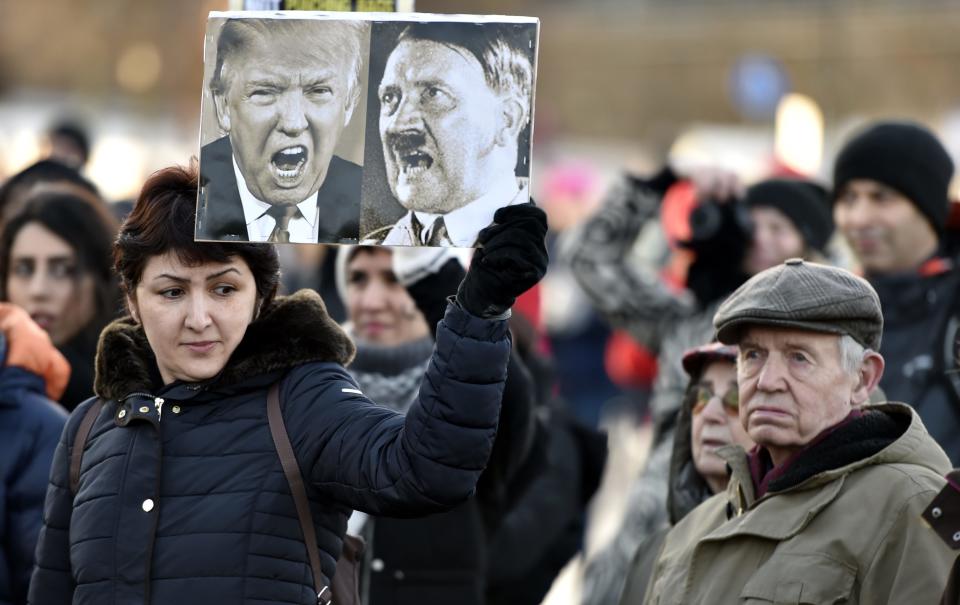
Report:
70,399,105,495
267,382,332,605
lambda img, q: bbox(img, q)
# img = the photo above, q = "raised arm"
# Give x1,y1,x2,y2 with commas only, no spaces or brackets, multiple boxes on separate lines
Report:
395,246,540,498
567,169,696,350
289,204,548,516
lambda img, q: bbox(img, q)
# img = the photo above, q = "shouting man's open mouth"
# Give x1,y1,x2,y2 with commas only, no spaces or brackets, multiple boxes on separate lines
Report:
389,132,434,181
399,149,433,178
271,145,308,184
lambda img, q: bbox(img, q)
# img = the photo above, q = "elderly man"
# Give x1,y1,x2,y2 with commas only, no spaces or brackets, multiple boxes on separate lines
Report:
196,18,365,244
832,121,960,462
362,23,534,247
636,259,955,605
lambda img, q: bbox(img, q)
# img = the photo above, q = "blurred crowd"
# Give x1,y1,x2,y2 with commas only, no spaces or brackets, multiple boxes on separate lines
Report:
2,113,960,605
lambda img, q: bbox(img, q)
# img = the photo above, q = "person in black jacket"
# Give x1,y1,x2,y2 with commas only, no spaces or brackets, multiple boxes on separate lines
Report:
336,245,538,605
485,312,607,605
832,120,960,462
28,163,548,605
0,304,68,605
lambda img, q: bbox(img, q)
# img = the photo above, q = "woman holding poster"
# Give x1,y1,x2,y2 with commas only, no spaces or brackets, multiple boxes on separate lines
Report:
28,163,548,605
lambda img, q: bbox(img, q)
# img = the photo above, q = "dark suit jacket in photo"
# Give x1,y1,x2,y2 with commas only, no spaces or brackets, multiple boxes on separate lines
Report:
196,136,361,243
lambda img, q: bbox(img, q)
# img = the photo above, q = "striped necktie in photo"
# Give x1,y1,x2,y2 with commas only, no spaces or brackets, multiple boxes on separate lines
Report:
266,204,301,243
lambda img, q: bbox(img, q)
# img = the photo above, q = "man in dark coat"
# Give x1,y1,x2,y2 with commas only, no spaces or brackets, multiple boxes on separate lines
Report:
196,18,364,244
832,120,960,462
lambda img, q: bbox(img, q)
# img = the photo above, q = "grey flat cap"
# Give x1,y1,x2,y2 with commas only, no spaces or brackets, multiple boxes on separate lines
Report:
714,258,883,350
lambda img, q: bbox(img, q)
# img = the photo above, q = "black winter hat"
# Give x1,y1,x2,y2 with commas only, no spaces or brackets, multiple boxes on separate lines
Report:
832,121,954,236
744,178,834,252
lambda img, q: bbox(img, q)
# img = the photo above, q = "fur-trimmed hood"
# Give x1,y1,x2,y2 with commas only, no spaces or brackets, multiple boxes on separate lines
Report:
94,289,355,400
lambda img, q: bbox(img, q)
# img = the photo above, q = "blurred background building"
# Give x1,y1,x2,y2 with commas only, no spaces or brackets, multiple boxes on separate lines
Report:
3,1,959,602
3,0,960,199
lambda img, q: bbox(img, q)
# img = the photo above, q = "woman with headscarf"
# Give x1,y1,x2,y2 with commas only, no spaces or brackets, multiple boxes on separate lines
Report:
617,342,753,603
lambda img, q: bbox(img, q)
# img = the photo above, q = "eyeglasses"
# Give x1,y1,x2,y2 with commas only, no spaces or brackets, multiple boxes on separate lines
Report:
691,385,739,416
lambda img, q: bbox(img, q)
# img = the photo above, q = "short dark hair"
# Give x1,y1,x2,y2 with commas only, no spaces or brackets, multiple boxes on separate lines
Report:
114,164,281,310
0,191,121,334
396,22,533,128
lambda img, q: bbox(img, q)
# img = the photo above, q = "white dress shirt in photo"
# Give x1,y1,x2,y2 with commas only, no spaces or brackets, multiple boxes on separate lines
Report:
376,177,529,247
233,157,320,244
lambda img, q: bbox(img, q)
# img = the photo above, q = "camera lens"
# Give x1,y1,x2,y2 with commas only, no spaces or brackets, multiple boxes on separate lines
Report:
688,203,723,242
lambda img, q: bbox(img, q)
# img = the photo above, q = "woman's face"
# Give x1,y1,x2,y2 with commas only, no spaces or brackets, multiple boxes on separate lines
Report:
690,360,754,493
6,222,96,346
743,207,806,275
346,248,428,346
130,251,258,385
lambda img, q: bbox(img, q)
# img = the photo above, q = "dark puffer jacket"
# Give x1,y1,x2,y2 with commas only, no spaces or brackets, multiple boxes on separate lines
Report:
28,290,511,605
0,364,67,605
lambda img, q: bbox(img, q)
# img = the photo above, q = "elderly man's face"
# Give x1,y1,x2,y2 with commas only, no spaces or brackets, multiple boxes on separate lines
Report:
737,327,858,465
378,39,506,214
215,29,355,205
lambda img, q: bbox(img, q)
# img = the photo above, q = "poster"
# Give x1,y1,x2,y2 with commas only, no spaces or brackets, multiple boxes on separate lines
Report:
231,1,415,11
195,11,539,247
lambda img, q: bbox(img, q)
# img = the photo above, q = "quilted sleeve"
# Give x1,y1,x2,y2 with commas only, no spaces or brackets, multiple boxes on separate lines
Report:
285,301,511,516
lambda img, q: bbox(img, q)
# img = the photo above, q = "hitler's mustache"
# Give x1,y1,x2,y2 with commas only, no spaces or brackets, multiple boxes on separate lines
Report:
386,131,428,155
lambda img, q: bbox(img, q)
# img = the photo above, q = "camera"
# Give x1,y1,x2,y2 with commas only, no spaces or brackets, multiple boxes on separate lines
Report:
684,197,753,250
679,197,754,305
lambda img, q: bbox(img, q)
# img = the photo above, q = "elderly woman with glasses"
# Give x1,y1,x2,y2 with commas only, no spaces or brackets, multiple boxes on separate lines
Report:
616,342,754,604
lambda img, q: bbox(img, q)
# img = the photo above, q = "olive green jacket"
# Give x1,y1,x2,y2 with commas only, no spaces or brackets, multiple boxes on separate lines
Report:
638,403,954,605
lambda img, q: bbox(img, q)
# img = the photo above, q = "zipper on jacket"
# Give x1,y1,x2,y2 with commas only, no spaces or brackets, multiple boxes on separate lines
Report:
142,407,164,604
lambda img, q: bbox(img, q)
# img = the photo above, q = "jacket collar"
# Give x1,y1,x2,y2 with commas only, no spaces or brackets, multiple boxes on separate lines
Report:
719,403,951,515
94,289,355,401
709,474,846,542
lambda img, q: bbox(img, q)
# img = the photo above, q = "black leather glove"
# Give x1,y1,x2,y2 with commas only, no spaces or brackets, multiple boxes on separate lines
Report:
456,203,549,319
